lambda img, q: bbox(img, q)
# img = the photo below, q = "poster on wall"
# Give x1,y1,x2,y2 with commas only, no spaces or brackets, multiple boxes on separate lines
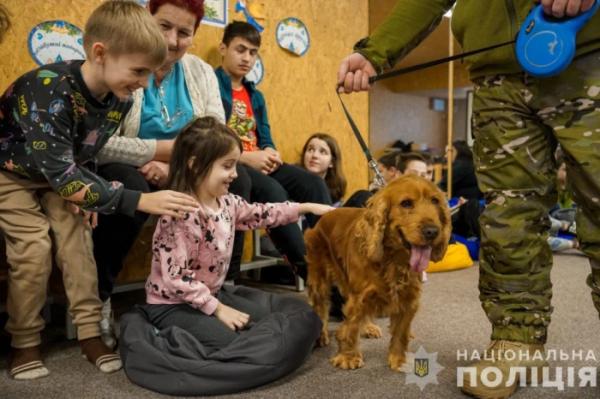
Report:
276,17,310,56
202,0,228,28
245,54,264,85
28,20,85,66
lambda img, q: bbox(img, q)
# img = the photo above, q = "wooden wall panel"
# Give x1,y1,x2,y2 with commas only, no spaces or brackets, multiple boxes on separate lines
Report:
0,0,370,197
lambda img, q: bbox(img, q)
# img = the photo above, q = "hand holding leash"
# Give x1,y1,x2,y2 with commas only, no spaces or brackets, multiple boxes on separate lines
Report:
536,0,596,18
336,53,377,94
516,1,600,77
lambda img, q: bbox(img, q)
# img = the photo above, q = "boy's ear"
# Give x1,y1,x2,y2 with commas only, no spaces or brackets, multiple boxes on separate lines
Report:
390,168,403,180
218,42,227,56
90,42,107,64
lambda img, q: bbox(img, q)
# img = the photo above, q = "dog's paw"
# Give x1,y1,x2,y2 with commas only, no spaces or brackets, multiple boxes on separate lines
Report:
330,353,364,370
317,332,330,347
360,322,382,339
388,352,414,373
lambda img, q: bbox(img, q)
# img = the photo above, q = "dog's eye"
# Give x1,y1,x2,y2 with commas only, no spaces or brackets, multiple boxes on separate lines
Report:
400,199,413,209
431,197,440,205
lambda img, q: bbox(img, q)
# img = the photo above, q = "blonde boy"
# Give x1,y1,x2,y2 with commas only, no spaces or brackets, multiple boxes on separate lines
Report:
0,1,197,380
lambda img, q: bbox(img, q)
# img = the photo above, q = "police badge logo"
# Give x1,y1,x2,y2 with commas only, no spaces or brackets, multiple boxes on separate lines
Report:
405,346,444,391
414,357,429,378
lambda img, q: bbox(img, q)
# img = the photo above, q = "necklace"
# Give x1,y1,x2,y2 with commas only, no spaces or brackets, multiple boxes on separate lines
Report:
155,68,184,128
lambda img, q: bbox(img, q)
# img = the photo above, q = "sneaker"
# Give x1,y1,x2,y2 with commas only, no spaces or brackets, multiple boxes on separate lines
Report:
460,340,547,399
100,298,117,349
568,221,577,235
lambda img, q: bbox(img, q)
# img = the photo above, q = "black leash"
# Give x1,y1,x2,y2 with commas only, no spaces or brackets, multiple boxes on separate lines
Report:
335,90,386,186
368,39,515,84
337,39,516,185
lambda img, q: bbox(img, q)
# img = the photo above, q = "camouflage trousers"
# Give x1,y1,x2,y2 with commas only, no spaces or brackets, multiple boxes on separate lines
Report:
472,51,600,344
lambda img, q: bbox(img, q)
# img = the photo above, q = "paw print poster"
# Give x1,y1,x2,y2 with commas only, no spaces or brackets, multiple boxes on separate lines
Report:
28,20,85,66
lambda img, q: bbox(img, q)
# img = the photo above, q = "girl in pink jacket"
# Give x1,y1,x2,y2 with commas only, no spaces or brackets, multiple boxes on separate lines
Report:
144,116,332,350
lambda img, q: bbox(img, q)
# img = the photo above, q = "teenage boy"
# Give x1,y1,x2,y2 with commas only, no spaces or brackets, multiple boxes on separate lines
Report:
215,21,332,281
0,1,198,380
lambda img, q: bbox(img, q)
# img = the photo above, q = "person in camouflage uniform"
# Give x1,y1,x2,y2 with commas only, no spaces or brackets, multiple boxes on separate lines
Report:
337,0,600,397
473,53,600,344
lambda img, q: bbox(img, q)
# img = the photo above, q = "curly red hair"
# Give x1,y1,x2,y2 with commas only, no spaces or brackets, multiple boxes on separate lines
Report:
148,0,205,31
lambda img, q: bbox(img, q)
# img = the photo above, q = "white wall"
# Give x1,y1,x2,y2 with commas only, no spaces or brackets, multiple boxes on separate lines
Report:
369,85,469,156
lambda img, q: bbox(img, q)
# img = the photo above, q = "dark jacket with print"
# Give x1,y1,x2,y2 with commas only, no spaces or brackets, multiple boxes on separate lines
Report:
0,60,140,216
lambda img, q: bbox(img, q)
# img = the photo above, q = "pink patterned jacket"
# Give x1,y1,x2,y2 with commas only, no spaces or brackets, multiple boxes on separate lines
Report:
145,194,299,314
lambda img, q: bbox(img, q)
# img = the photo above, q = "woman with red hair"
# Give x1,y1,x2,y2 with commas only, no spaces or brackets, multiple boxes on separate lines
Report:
92,0,232,347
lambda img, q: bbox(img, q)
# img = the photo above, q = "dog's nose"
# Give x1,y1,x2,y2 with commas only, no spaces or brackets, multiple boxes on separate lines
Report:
421,225,439,241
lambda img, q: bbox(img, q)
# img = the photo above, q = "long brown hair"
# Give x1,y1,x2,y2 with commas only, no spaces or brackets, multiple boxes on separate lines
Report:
300,133,347,203
167,116,242,194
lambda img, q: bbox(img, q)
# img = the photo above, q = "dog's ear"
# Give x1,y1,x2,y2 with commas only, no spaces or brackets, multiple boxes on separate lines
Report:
431,199,452,262
431,235,449,262
355,191,389,263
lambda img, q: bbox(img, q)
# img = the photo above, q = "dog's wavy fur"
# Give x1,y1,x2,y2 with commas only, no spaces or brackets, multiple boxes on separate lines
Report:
306,175,451,371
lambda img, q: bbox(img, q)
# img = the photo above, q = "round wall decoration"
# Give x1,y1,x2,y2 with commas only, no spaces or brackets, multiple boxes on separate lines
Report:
28,20,85,66
275,17,310,56
245,54,264,85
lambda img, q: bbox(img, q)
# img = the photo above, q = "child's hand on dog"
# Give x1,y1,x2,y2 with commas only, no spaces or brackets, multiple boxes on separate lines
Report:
299,203,336,216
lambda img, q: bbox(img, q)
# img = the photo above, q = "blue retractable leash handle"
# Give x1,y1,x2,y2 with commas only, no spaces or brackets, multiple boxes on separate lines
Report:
516,1,600,77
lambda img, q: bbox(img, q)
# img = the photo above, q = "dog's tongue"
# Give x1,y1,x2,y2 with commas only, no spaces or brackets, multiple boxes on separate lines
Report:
410,246,432,273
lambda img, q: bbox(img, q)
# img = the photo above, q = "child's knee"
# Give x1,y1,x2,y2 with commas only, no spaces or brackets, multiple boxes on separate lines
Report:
5,232,52,266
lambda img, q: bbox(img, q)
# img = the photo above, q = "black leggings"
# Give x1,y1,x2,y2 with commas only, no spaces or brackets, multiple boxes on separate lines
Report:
143,288,269,354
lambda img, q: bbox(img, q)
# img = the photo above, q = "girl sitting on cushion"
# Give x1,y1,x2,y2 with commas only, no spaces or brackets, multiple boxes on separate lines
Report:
143,117,332,351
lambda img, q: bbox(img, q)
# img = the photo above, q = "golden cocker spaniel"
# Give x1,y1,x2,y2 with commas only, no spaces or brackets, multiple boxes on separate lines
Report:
305,174,451,371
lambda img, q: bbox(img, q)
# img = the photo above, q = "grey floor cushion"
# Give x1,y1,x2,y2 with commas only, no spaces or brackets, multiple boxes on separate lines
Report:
119,285,321,396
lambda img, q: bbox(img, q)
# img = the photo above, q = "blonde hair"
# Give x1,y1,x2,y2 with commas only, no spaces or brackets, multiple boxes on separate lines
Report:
84,1,167,67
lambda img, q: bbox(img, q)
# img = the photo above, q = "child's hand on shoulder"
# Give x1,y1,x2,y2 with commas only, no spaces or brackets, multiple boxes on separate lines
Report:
138,190,199,218
299,203,336,216
214,303,250,331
